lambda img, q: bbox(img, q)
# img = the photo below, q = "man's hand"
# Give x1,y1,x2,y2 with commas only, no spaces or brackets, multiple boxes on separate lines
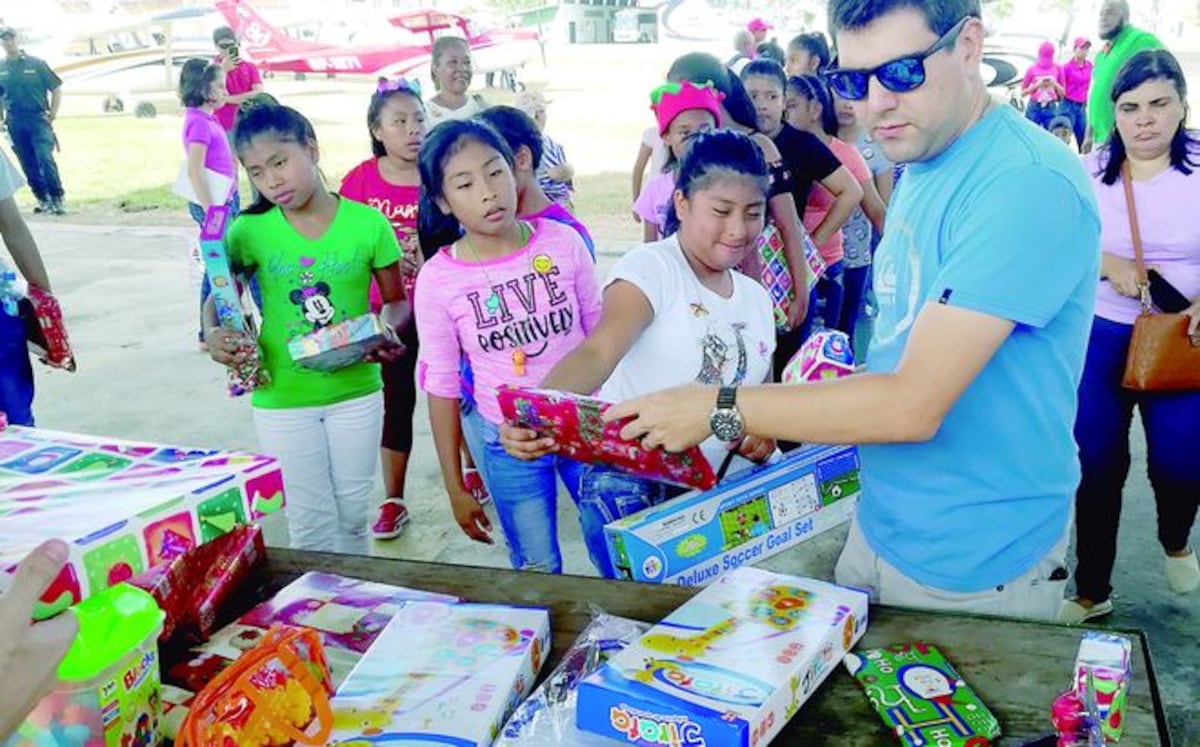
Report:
449,489,493,544
605,384,715,453
0,540,79,740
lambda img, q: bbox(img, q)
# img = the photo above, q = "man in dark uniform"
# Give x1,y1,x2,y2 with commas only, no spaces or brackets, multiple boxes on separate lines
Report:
0,28,65,215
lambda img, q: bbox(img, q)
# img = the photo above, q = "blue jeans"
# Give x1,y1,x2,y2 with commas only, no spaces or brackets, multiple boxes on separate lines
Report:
838,264,870,350
1074,316,1200,603
479,417,586,573
8,118,62,203
797,260,846,346
1059,99,1087,151
577,464,679,578
1025,100,1060,131
0,311,34,426
460,396,489,488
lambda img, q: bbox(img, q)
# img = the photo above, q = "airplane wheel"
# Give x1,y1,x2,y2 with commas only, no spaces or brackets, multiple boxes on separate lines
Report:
102,95,124,114
295,72,307,81
134,102,157,119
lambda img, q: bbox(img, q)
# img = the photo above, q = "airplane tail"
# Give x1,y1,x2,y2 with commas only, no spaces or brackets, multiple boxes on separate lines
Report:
214,0,323,58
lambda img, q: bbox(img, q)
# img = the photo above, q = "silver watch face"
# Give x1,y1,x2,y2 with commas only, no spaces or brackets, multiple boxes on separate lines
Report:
711,409,744,442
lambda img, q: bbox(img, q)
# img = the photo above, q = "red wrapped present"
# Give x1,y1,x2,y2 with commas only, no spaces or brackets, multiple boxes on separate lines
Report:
128,524,265,643
498,387,717,490
22,285,76,371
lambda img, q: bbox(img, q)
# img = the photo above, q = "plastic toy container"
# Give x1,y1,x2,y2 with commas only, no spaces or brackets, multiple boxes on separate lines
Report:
7,584,165,747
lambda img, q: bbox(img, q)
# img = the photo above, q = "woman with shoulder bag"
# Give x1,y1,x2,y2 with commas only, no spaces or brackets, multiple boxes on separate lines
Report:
1063,49,1200,624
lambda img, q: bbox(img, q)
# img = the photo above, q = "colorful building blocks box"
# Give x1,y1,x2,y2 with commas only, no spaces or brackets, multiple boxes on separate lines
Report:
604,445,860,586
329,600,551,745
577,567,869,747
0,426,284,614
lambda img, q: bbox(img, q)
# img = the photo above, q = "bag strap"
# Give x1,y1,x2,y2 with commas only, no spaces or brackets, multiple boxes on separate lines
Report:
1120,162,1153,313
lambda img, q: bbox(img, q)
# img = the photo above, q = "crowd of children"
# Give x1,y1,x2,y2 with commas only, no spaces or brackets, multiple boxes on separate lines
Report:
188,28,898,578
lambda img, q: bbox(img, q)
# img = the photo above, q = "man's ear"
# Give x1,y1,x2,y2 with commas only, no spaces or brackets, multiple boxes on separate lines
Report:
956,17,986,69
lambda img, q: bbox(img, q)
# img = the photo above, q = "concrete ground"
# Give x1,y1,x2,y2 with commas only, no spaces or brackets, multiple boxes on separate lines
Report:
23,220,1198,742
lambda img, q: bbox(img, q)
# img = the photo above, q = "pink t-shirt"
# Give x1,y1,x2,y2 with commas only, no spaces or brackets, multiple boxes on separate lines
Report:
415,219,603,425
1063,59,1093,104
182,107,236,180
340,158,420,309
803,137,868,265
634,170,676,236
215,60,262,131
1087,147,1200,324
1023,65,1066,105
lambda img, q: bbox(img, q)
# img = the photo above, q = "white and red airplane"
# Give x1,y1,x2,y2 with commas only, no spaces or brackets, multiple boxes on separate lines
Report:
214,0,541,81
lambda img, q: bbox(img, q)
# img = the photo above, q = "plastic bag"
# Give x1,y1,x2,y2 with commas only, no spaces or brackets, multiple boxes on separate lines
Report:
496,610,649,746
177,624,334,747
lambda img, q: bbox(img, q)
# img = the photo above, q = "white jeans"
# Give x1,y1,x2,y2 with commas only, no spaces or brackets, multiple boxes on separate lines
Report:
834,513,1071,621
253,392,382,555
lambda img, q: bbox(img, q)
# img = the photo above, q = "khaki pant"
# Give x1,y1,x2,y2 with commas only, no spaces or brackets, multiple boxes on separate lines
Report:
834,513,1070,621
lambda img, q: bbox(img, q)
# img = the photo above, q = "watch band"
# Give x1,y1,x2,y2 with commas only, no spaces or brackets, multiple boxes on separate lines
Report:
717,386,737,410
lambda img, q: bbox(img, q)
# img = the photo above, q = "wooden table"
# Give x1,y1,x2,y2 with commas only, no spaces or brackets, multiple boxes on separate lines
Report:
259,549,1172,746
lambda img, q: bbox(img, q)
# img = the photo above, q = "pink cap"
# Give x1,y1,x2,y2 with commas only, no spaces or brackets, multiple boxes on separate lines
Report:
1074,36,1091,49
651,81,724,136
747,18,772,33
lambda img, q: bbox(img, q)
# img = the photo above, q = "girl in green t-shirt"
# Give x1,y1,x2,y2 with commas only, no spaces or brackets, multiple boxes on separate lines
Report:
204,103,411,555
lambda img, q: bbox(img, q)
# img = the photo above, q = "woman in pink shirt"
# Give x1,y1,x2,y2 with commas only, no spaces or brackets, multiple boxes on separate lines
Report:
1021,41,1067,132
340,77,426,541
1061,38,1095,151
415,119,602,574
1065,50,1200,624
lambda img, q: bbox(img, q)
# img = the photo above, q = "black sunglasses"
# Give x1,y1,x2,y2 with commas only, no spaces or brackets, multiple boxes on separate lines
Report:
824,16,973,101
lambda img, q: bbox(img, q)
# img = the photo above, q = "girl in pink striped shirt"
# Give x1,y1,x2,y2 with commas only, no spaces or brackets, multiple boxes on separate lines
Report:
414,119,602,573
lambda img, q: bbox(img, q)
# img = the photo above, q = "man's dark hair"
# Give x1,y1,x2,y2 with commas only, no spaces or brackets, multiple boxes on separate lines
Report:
213,26,236,45
828,0,981,37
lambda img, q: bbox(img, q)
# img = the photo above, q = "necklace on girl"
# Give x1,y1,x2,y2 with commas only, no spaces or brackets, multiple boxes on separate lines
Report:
461,221,534,377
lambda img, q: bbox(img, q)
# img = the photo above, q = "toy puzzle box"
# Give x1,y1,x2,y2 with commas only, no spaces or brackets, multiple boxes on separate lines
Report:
328,600,551,745
0,426,284,613
577,567,869,746
604,445,860,586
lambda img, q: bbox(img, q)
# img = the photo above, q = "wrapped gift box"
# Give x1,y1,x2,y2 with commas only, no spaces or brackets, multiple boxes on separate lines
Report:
1074,631,1133,742
604,445,860,585
127,524,266,643
160,571,459,739
287,313,399,371
498,387,717,490
577,567,869,746
0,426,284,617
329,600,551,745
844,643,1001,746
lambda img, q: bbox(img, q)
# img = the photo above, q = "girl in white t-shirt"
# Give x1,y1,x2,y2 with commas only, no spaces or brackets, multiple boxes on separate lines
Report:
501,129,778,578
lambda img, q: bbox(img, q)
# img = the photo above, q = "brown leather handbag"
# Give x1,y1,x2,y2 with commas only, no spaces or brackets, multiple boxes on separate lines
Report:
1119,164,1200,391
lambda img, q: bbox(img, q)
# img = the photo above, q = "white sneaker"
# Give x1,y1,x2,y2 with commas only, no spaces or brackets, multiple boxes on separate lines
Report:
1165,550,1200,594
1058,598,1114,625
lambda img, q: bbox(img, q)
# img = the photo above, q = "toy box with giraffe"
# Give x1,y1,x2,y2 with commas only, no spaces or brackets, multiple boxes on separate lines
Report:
576,567,869,746
0,425,284,613
603,444,860,586
327,600,551,745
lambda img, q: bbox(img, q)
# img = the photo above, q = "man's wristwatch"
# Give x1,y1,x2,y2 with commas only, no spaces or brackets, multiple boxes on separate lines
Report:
709,386,744,442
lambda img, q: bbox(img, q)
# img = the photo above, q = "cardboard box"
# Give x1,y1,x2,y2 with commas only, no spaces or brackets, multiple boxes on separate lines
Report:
329,601,551,745
604,445,860,586
577,567,869,747
160,571,459,739
0,426,284,615
288,312,399,371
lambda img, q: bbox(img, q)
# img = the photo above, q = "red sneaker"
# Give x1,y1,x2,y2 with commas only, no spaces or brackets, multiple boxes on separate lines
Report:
463,468,491,506
371,499,410,540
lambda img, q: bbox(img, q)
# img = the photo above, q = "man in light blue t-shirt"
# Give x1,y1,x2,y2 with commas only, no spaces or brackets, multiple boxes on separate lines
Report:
600,0,1100,621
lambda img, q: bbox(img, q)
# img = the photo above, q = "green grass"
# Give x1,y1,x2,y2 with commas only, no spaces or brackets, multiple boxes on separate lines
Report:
14,107,640,244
